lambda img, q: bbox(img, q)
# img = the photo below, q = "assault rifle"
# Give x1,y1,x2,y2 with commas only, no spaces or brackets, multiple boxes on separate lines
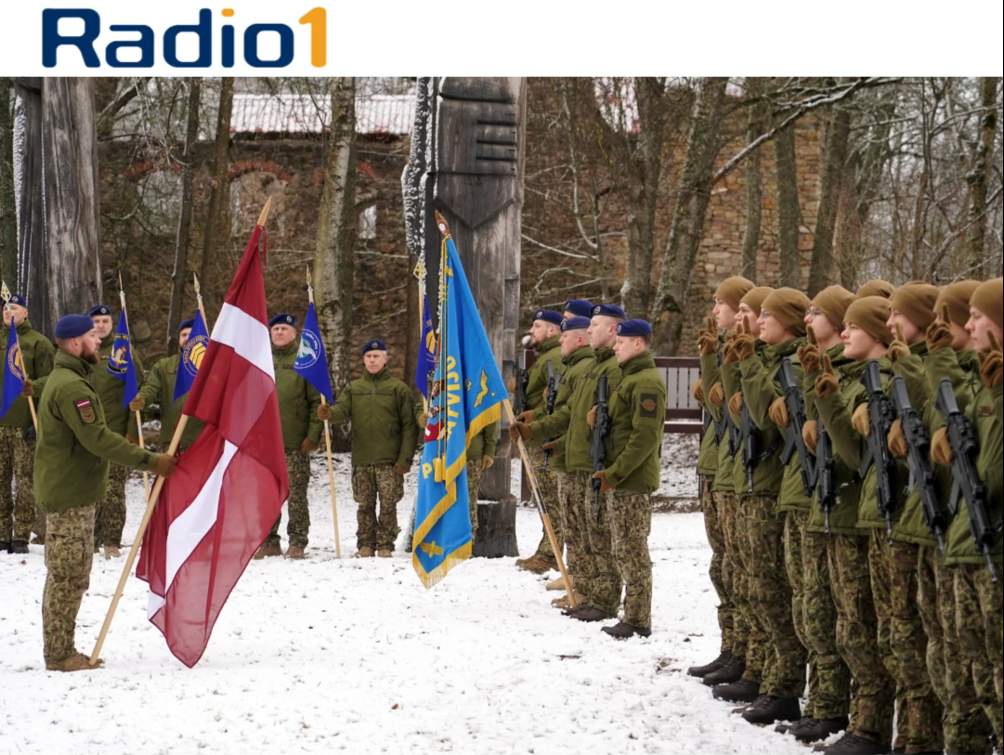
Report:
589,374,611,516
542,361,561,470
513,352,530,415
724,408,740,457
775,357,816,496
891,376,946,551
934,378,998,582
816,422,836,533
858,360,896,535
740,399,759,493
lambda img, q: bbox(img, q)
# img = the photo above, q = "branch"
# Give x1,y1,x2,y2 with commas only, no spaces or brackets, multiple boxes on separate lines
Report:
521,233,597,261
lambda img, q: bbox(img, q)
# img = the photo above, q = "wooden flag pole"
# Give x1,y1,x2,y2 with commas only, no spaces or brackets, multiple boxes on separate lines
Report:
1,286,37,431
193,273,210,331
502,398,577,607
119,273,151,504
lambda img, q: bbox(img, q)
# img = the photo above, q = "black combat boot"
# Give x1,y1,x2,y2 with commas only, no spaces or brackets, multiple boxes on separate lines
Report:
688,649,732,678
712,678,760,703
601,621,651,639
741,694,801,725
791,716,848,743
776,716,813,735
702,654,746,686
565,605,614,622
0,541,11,553
9,541,28,554
815,732,891,754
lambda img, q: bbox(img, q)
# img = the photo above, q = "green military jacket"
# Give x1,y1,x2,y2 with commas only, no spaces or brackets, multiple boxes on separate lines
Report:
696,348,720,479
272,341,323,452
34,352,157,512
527,345,593,473
708,350,738,493
0,319,55,429
138,354,205,450
525,335,562,412
330,366,418,468
90,331,142,437
603,352,666,493
468,420,498,461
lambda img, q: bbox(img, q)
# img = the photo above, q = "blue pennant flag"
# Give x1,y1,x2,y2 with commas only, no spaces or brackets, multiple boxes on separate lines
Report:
414,294,436,398
294,302,333,403
173,308,210,404
106,309,139,409
412,217,507,588
1,319,25,420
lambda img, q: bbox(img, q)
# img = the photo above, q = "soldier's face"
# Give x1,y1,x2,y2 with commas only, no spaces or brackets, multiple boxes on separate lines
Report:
934,310,971,350
78,329,102,364
841,323,881,361
613,335,644,364
91,314,113,339
528,320,555,347
270,324,297,347
736,304,761,337
559,329,584,356
178,327,192,349
363,350,388,373
2,303,27,327
887,309,923,344
712,298,737,331
966,307,1003,352
757,308,787,345
587,316,617,350
806,308,839,345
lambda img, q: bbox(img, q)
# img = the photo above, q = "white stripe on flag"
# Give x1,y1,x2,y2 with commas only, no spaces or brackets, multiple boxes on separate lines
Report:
212,303,275,381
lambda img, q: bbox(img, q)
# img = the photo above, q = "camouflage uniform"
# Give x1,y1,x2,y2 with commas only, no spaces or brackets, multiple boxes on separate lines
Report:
700,482,733,651
719,489,762,674
606,489,653,628
94,463,128,549
954,566,1003,743
266,450,311,549
0,425,38,543
526,445,561,561
465,459,484,537
42,504,97,663
563,471,601,600
352,464,404,551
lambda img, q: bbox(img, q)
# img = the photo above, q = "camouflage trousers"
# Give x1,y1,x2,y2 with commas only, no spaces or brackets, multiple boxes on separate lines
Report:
701,479,734,653
527,447,562,562
727,494,769,684
42,504,96,663
868,531,907,750
801,529,850,719
268,450,311,549
466,459,484,538
917,546,992,755
578,472,620,617
955,562,1004,743
714,490,748,660
555,470,584,581
94,463,128,548
0,426,37,542
744,494,805,699
606,488,652,629
352,463,404,551
828,533,894,745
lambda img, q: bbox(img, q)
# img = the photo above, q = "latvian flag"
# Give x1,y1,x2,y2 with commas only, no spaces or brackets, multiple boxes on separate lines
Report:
136,220,288,667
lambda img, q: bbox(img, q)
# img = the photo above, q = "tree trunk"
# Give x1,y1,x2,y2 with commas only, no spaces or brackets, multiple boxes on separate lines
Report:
774,120,800,288
807,100,851,297
165,77,201,355
404,254,420,399
965,76,999,278
0,78,16,287
650,77,728,355
199,76,233,318
13,79,45,331
740,79,767,282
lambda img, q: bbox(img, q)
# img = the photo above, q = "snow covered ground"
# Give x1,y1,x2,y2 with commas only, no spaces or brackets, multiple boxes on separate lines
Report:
1,447,809,755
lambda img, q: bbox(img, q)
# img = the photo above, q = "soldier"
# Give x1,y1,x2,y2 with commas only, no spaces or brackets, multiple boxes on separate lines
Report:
562,298,594,320
321,338,417,558
510,309,564,574
34,314,176,672
253,313,323,560
0,293,55,554
88,303,144,559
128,318,205,451
856,280,895,299
463,410,497,543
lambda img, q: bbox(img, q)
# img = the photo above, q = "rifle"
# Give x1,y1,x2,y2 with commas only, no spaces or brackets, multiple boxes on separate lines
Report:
934,378,998,581
857,360,896,534
891,376,946,551
589,374,611,516
815,422,836,533
775,357,815,496
542,361,561,469
513,351,530,415
740,398,759,493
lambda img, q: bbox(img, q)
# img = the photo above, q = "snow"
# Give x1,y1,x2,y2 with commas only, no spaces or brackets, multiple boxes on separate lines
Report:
1,452,808,755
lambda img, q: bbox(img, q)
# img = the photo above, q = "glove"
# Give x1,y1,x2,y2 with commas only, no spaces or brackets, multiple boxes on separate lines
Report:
733,316,756,362
481,454,494,470
925,305,955,353
887,418,906,457
691,379,705,404
392,462,410,475
797,324,821,374
802,420,818,453
541,387,549,405
696,316,718,357
815,354,839,398
151,453,177,478
930,426,952,466
979,331,1003,388
128,394,144,411
591,469,614,495
300,438,319,453
20,379,33,398
125,434,139,446
768,396,788,428
506,376,516,393
852,403,870,436
887,323,911,363
317,403,331,422
727,392,743,418
708,383,725,407
515,409,534,424
508,421,532,442
417,412,429,427
542,439,561,457
722,333,740,364
586,405,597,430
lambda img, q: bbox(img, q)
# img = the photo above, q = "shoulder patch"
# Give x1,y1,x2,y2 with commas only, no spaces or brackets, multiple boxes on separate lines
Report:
639,393,659,418
977,405,992,417
74,397,96,424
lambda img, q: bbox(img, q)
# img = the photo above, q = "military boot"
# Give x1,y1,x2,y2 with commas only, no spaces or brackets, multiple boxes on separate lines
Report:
776,716,814,735
814,733,890,754
688,649,732,678
741,694,801,725
712,678,760,703
515,554,556,574
546,576,572,591
790,716,848,743
601,621,652,639
702,654,746,686
353,546,375,558
377,549,392,558
286,545,305,560
45,652,104,672
565,605,614,622
103,545,122,559
0,541,11,553
10,541,28,554
253,543,283,559
551,592,584,609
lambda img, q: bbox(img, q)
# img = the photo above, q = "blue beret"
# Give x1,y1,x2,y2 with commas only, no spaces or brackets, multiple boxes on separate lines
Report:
561,316,591,332
616,318,653,337
361,338,386,354
7,293,27,307
532,309,563,326
179,317,195,331
88,304,112,317
563,299,594,318
591,303,627,320
54,314,95,339
268,313,296,328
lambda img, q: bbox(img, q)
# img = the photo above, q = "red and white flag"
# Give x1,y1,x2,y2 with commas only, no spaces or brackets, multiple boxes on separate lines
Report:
136,223,288,667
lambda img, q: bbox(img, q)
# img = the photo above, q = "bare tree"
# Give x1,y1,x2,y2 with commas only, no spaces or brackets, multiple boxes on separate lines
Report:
199,76,234,316
807,96,851,296
0,78,15,286
965,76,1000,276
740,78,767,281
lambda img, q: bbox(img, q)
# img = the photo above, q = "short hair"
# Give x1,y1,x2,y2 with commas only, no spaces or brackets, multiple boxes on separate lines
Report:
639,332,653,347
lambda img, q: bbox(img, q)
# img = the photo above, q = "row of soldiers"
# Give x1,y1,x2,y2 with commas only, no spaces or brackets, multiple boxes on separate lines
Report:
686,276,1002,755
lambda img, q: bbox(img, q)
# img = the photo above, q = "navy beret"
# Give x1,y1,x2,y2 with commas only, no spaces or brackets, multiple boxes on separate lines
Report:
268,313,296,328
88,304,112,317
7,293,27,307
561,316,591,332
563,299,594,318
616,318,653,337
179,317,195,331
361,338,386,354
591,303,627,320
532,309,563,326
54,314,94,339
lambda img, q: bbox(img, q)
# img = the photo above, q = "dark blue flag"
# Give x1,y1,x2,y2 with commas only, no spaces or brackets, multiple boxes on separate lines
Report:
173,309,210,404
294,302,332,403
1,319,25,420
106,310,139,409
414,294,436,398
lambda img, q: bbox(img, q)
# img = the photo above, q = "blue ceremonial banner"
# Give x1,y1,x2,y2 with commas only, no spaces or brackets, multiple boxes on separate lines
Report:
412,215,507,588
294,302,333,403
173,309,210,404
106,309,139,409
414,294,436,398
0,319,25,420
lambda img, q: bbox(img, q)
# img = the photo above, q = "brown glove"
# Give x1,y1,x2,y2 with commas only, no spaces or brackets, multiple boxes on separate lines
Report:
797,324,821,374
727,392,743,418
20,379,33,398
541,387,549,405
852,403,870,436
696,316,718,357
515,409,534,424
125,434,139,446
151,453,177,478
128,394,144,411
733,316,756,362
814,354,839,398
591,469,614,495
691,379,705,404
768,396,788,428
317,403,331,422
417,412,429,427
542,439,561,457
979,331,1003,388
392,462,410,475
930,426,952,466
300,438,319,453
722,333,740,364
506,376,516,393
925,305,955,353
887,323,911,363
708,383,725,407
508,421,532,442
481,454,494,470
802,419,818,453
586,405,597,429
887,418,906,457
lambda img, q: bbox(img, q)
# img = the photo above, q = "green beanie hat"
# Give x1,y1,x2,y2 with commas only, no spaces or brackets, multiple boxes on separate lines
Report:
856,279,894,299
812,285,855,332
935,280,980,328
844,296,894,347
714,276,755,311
970,278,1003,329
763,287,812,336
890,282,940,331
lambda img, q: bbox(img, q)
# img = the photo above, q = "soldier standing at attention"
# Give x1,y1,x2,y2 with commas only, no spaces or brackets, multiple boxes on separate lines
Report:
253,313,323,560
0,293,55,554
463,411,497,543
321,338,418,558
35,314,176,671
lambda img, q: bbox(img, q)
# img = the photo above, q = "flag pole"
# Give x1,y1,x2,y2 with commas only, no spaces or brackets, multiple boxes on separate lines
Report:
193,273,209,330
308,265,341,558
119,272,151,505
2,284,37,431
502,397,577,607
